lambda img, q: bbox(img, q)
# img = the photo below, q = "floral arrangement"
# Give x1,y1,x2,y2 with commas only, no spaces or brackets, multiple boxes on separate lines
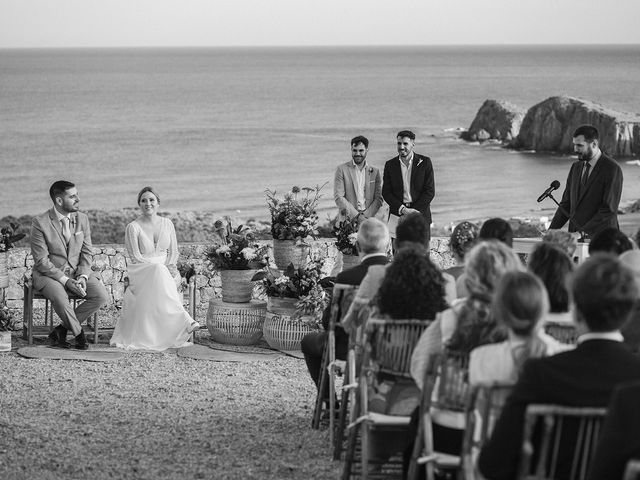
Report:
0,223,25,252
205,219,269,271
0,302,16,331
331,211,360,256
252,258,330,326
265,183,327,241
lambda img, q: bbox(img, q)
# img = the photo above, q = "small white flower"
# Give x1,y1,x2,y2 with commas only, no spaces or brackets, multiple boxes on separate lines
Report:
216,245,231,254
275,275,289,286
348,233,358,245
241,247,256,261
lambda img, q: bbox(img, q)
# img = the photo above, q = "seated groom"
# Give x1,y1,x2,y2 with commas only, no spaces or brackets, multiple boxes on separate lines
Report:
301,218,390,407
30,180,109,349
478,253,640,480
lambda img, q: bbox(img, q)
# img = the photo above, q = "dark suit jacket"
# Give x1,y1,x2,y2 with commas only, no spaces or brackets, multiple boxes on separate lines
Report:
322,254,389,348
382,153,435,223
587,380,640,480
478,339,640,480
549,153,623,236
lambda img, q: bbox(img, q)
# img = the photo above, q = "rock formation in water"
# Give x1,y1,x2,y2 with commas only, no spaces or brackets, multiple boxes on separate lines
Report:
513,96,640,157
462,99,526,143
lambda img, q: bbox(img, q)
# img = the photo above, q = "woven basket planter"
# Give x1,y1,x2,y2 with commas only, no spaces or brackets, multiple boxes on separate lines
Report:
263,296,318,351
220,269,257,303
341,253,360,272
206,299,267,346
0,252,8,289
272,239,310,270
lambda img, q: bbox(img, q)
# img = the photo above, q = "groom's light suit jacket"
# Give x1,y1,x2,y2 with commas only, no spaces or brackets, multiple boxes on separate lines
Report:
333,161,383,220
30,208,93,291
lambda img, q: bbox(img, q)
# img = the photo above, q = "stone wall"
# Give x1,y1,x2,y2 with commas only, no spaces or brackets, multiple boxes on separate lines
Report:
3,238,454,320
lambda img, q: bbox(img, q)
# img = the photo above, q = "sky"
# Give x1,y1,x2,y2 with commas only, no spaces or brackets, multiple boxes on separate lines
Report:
1,0,640,48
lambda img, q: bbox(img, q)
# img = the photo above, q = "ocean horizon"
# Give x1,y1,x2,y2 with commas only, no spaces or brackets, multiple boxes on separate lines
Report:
2,45,639,228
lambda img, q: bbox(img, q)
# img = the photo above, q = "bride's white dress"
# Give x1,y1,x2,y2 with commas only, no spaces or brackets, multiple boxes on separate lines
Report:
110,217,195,351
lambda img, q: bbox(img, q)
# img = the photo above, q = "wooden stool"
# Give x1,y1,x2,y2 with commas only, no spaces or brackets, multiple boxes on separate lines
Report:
22,277,100,345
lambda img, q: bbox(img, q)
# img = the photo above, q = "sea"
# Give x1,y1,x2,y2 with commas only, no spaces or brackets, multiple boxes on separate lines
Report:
2,45,640,229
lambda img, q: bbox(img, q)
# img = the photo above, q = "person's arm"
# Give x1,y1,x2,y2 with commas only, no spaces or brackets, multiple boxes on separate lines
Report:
382,160,404,216
411,156,435,213
410,317,443,390
124,222,148,264
364,168,383,218
30,216,67,283
166,219,179,266
334,166,359,219
580,163,623,234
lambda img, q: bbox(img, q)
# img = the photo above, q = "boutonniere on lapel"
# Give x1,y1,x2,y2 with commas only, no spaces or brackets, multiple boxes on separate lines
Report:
416,158,423,167
368,167,374,174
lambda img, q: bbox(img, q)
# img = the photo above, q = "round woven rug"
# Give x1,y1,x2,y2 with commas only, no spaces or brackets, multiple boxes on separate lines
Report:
17,346,125,362
177,344,278,362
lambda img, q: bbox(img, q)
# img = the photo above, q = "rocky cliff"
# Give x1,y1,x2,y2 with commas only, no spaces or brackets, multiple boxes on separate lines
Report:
513,96,640,156
463,99,526,143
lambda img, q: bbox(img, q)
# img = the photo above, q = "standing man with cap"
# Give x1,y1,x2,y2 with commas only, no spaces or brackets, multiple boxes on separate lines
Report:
382,130,435,244
333,135,383,222
549,124,623,238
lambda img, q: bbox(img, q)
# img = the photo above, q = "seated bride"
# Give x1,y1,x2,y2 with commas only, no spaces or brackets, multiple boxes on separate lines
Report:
110,186,200,350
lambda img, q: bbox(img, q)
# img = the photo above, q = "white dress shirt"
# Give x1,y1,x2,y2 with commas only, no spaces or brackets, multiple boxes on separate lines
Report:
352,160,367,211
399,153,414,204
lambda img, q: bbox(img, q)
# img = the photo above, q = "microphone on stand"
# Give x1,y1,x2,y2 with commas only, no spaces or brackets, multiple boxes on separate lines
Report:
537,180,561,203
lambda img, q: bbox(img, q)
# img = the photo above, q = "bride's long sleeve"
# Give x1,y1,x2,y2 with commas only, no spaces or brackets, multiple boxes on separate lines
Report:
125,222,150,264
166,219,179,266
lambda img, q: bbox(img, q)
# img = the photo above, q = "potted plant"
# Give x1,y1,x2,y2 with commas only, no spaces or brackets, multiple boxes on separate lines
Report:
205,218,269,303
331,211,361,271
265,183,326,269
0,302,16,352
252,258,330,350
0,222,26,289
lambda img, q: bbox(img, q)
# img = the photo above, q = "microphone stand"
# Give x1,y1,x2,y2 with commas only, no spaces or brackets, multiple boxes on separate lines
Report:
547,192,587,243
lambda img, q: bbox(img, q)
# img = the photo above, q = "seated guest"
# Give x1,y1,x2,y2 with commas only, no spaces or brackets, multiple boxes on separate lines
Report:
368,246,449,416
586,380,640,480
342,213,455,335
478,217,513,247
444,221,479,281
411,240,524,391
619,249,640,353
478,254,640,480
588,226,633,255
457,217,513,297
301,218,390,407
542,229,578,258
527,242,574,325
470,270,570,387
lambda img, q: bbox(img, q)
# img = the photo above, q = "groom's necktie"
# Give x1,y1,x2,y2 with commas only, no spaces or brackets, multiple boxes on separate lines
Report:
61,217,71,244
578,161,591,197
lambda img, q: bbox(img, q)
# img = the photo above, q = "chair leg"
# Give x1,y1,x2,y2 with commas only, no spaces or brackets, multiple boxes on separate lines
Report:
334,386,350,460
407,415,425,480
92,312,99,344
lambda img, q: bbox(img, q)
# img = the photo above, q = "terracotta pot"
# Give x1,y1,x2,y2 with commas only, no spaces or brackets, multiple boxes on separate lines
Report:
272,239,310,270
262,296,317,350
219,269,256,303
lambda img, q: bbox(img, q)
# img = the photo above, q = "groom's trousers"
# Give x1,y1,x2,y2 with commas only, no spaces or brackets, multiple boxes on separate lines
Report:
37,274,109,337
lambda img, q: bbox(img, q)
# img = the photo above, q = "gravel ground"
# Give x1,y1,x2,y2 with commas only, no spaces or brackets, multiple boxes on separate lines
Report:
0,331,343,480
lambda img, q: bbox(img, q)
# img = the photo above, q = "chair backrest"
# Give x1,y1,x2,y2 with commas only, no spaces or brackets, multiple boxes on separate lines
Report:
365,318,432,378
329,283,358,332
518,404,607,480
460,384,513,477
544,322,578,345
624,459,640,480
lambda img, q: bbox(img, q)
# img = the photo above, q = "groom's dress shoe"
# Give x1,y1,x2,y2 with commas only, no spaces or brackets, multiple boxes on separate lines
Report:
75,331,89,350
48,325,71,349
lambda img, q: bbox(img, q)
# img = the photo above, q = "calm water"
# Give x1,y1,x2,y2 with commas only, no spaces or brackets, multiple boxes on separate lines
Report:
1,45,640,227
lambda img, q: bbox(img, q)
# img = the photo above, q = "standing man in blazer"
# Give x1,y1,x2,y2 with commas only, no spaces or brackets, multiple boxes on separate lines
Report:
382,130,435,243
31,180,108,349
549,124,623,238
333,135,383,221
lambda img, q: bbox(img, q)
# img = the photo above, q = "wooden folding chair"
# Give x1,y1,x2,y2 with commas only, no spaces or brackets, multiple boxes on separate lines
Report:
624,459,640,480
342,318,431,480
544,321,578,345
460,384,513,480
518,404,607,480
408,350,471,480
312,283,358,436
